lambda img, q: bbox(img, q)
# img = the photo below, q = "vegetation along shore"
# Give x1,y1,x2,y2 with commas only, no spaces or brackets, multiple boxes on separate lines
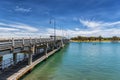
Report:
71,36,120,42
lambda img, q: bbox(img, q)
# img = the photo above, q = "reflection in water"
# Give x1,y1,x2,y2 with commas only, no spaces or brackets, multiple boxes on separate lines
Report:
22,42,120,80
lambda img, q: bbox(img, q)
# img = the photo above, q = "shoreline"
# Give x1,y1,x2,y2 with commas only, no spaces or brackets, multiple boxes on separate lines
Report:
70,40,120,42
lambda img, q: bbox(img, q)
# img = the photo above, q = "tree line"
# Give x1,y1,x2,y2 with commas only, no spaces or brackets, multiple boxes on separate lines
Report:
71,36,120,42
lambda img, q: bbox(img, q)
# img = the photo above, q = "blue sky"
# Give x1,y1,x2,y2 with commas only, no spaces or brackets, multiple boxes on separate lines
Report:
0,0,120,38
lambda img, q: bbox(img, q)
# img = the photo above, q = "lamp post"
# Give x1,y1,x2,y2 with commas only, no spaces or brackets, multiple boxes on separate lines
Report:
49,17,57,49
49,17,56,42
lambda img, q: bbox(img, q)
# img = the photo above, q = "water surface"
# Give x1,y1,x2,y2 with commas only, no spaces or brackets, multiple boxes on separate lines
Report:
22,42,120,80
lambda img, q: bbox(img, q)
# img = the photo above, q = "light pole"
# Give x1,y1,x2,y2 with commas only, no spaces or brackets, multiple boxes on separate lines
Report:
49,17,56,42
49,17,57,49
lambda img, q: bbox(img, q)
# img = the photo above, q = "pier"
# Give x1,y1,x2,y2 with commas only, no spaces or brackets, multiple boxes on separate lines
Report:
0,37,69,80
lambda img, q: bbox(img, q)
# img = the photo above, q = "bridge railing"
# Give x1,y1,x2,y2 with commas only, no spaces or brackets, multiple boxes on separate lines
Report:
0,38,62,50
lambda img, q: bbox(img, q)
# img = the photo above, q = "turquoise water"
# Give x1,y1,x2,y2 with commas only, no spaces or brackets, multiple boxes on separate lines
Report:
22,42,120,80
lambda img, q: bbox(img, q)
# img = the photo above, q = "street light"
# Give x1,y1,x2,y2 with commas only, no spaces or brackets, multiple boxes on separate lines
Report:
49,17,56,42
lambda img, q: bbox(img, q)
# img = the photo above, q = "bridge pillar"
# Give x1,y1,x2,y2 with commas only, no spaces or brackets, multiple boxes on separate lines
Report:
52,43,54,50
37,48,40,54
28,46,34,65
61,39,64,48
28,53,32,65
35,47,39,54
45,43,48,58
13,53,17,65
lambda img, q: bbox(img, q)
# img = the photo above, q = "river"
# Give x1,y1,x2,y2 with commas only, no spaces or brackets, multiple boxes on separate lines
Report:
21,42,120,80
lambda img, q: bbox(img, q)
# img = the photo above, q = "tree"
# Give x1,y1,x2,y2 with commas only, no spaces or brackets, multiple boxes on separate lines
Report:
112,36,118,41
98,35,102,42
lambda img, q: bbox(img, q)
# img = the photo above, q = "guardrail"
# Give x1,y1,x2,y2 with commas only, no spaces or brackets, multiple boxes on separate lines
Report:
0,38,58,51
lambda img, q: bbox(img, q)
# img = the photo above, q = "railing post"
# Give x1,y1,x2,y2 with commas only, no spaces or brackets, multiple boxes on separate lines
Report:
32,45,35,54
12,38,15,47
35,38,37,44
30,37,32,45
11,38,15,51
39,36,41,43
22,38,25,46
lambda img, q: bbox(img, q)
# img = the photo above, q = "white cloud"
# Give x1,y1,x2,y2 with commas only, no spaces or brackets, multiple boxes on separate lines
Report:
75,28,80,31
0,22,38,32
15,6,32,12
80,19,102,28
79,19,120,29
1,19,120,39
46,28,63,36
103,21,120,26
10,23,38,32
45,28,100,37
0,21,40,38
0,26,120,39
0,27,19,32
45,27,120,38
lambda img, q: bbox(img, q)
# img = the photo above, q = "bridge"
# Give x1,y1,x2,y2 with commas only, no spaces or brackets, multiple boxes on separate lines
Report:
0,37,69,80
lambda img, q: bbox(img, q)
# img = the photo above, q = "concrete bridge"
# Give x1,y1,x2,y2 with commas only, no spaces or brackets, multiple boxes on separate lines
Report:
0,37,69,80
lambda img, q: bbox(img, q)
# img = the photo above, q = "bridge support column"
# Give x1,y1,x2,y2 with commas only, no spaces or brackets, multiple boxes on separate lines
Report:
13,53,17,65
33,46,35,55
61,40,64,48
52,43,54,50
28,46,34,65
45,43,48,58
38,48,41,54
35,47,39,54
54,42,56,49
28,53,32,65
